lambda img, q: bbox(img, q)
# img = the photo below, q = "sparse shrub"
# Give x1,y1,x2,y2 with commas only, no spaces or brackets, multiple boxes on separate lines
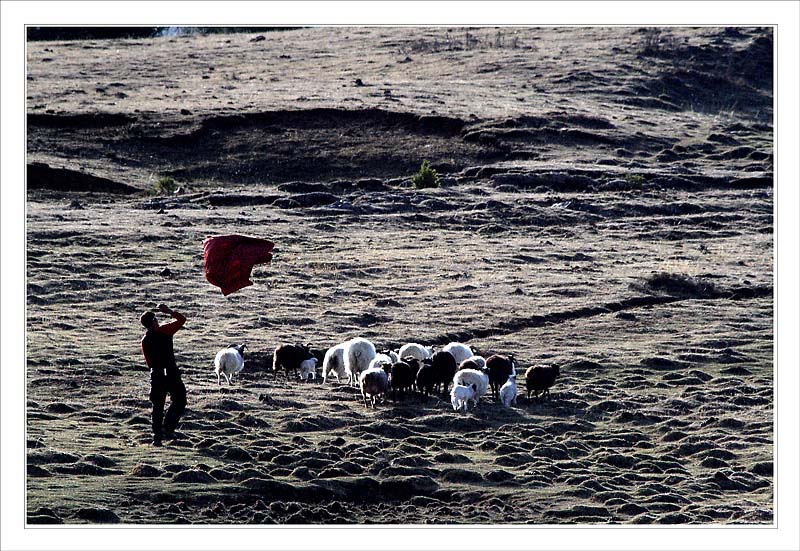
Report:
153,176,177,195
411,160,440,189
636,272,719,299
400,30,524,55
639,28,677,56
625,173,645,185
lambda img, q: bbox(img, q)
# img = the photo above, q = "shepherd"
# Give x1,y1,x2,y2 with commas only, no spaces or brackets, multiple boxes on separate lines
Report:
140,303,187,447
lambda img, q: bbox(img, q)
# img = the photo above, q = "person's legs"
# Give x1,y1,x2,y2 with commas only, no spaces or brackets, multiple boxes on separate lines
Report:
163,378,186,438
149,384,167,445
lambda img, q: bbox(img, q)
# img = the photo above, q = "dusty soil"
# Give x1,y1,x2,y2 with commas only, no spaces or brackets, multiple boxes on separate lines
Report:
26,26,773,525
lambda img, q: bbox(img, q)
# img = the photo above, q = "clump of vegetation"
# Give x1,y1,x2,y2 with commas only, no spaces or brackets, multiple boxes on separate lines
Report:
638,28,678,56
411,160,440,189
153,176,177,195
625,173,646,185
636,272,719,299
401,30,526,55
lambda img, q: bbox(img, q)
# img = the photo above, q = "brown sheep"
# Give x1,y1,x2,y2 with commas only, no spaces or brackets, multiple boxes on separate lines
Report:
525,364,560,400
360,367,389,408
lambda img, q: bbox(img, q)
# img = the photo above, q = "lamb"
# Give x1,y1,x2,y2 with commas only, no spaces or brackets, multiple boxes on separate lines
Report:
272,343,315,380
442,342,474,365
451,383,477,412
487,354,516,401
368,353,394,371
214,343,246,385
452,368,489,407
322,343,347,384
299,357,317,381
343,337,377,386
499,374,518,407
359,366,389,408
387,361,415,401
525,364,561,400
430,350,457,395
398,343,433,361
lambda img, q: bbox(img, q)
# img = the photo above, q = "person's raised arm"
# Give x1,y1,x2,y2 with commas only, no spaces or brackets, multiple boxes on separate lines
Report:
156,304,186,336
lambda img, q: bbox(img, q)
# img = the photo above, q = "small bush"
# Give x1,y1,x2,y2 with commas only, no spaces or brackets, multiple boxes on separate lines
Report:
625,173,645,185
154,176,177,195
637,272,719,299
412,160,440,189
639,28,678,56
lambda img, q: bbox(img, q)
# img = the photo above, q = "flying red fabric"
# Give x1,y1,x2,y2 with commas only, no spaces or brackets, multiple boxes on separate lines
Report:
203,235,274,296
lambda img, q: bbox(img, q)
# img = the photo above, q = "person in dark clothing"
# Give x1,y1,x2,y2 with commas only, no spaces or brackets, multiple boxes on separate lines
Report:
140,304,187,447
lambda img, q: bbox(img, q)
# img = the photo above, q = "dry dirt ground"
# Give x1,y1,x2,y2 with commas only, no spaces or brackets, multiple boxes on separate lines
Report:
25,26,773,525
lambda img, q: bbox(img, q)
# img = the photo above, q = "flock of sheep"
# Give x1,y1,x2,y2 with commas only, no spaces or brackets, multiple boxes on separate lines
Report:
214,338,560,411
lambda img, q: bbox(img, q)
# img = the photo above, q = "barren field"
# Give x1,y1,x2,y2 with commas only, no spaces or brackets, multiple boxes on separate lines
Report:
25,26,773,524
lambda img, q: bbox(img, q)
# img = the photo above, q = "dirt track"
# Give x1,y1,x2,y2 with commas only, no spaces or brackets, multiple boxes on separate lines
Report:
26,26,773,524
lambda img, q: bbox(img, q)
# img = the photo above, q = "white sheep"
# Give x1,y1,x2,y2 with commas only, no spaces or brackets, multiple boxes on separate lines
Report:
499,374,517,407
359,366,389,408
451,383,477,412
452,368,489,408
398,342,433,361
322,343,347,384
214,344,246,385
343,337,377,386
368,353,393,371
442,342,474,365
299,357,318,381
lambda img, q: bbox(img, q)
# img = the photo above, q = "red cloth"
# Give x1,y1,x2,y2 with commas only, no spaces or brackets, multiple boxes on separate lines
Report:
203,235,274,296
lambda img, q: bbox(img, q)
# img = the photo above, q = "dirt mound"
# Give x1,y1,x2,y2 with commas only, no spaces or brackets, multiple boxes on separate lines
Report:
27,162,138,194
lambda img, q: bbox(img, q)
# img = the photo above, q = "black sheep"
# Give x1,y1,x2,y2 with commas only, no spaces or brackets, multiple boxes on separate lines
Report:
272,343,314,380
525,364,560,399
430,350,457,396
486,354,515,401
415,360,436,397
403,356,424,392
387,361,415,401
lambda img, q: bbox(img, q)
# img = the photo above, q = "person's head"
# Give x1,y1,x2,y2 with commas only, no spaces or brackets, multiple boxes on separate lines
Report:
140,311,158,330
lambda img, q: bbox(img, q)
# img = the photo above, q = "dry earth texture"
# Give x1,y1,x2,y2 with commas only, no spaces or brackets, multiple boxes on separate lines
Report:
26,27,773,525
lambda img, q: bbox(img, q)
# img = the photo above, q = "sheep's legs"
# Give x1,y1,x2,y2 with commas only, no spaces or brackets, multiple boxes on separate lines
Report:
221,372,232,385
